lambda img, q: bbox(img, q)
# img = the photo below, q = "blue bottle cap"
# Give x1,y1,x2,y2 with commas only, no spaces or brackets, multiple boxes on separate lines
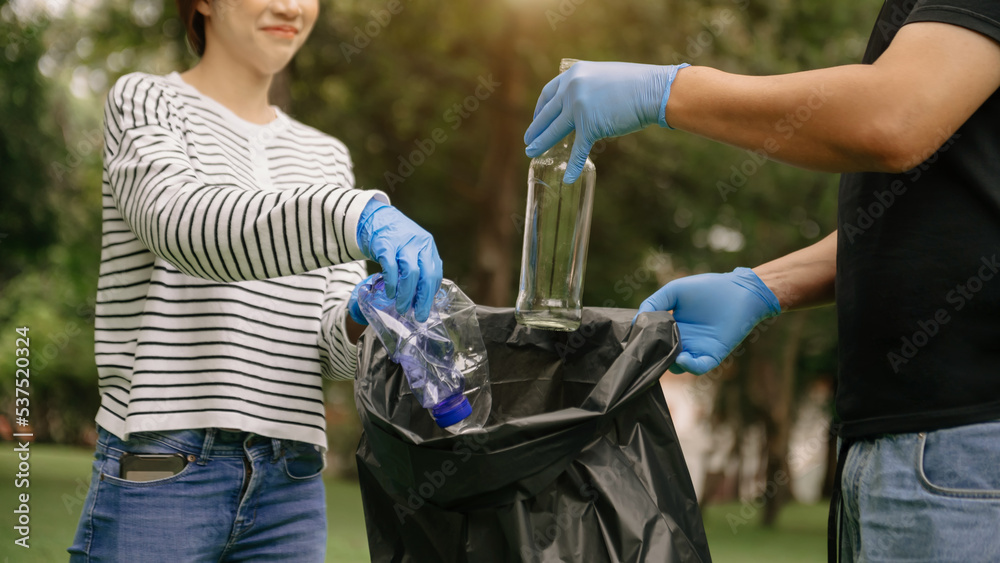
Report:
431,395,472,428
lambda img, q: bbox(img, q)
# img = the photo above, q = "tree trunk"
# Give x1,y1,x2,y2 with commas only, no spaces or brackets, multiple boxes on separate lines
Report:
761,311,809,526
471,17,525,306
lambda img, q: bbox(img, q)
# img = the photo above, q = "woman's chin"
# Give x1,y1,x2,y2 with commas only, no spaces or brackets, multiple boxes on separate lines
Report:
249,52,297,75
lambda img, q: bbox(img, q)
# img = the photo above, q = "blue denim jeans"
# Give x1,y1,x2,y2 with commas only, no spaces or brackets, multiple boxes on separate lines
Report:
840,420,1000,562
68,425,327,561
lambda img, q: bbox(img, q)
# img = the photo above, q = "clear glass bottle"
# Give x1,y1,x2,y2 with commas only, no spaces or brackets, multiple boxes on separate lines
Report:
515,59,597,332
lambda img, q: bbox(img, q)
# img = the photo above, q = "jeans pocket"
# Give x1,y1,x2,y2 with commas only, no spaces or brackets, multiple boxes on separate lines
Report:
916,420,1000,499
282,441,326,480
99,429,197,488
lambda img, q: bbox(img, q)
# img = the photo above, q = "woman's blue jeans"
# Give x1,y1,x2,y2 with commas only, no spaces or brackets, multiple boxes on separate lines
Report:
840,420,1000,562
68,425,327,561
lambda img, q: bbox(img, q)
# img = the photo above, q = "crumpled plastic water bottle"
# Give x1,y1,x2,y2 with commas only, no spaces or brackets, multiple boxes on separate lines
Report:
356,274,491,433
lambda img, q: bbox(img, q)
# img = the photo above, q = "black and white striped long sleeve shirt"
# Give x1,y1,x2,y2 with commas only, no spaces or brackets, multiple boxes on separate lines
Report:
95,71,387,450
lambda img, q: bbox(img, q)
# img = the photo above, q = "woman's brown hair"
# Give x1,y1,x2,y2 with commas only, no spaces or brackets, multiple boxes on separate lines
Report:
175,0,206,57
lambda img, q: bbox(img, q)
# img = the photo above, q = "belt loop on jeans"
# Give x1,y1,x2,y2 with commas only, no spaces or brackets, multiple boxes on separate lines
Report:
270,438,282,462
198,428,217,466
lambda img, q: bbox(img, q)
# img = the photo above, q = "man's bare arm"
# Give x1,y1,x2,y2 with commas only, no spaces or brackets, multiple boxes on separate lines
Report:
666,22,1000,173
753,231,837,312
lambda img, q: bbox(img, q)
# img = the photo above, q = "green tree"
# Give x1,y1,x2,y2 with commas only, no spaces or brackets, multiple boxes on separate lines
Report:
2,0,875,522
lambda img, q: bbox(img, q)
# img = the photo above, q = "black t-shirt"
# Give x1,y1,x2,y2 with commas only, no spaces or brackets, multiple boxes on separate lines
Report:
835,0,1000,438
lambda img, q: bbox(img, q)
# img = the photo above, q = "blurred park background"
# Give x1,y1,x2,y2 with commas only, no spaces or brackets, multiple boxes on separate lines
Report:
0,0,879,560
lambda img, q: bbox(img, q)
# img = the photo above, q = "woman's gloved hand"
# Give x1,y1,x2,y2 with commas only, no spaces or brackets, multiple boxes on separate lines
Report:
637,267,781,375
524,61,690,184
347,273,379,326
356,199,443,322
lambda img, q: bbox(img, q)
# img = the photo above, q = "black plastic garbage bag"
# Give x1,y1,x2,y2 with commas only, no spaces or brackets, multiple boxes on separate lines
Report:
354,306,712,563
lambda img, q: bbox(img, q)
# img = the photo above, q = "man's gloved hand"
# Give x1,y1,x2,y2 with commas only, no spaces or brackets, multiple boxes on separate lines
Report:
637,267,781,375
347,273,379,326
356,199,443,322
524,61,690,184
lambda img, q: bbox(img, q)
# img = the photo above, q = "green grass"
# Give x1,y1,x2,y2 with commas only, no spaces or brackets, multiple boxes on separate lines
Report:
0,444,828,562
701,500,830,563
323,477,370,562
1,443,96,562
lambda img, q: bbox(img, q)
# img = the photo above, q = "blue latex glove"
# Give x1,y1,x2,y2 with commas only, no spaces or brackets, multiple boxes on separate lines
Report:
347,273,379,326
637,267,781,375
356,199,443,322
524,61,690,184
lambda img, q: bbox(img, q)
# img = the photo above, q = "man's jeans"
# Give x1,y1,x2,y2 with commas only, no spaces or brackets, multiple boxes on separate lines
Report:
68,425,327,561
840,420,1000,562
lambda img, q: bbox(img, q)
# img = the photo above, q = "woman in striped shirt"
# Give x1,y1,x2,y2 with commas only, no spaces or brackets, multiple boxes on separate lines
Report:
69,0,441,560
